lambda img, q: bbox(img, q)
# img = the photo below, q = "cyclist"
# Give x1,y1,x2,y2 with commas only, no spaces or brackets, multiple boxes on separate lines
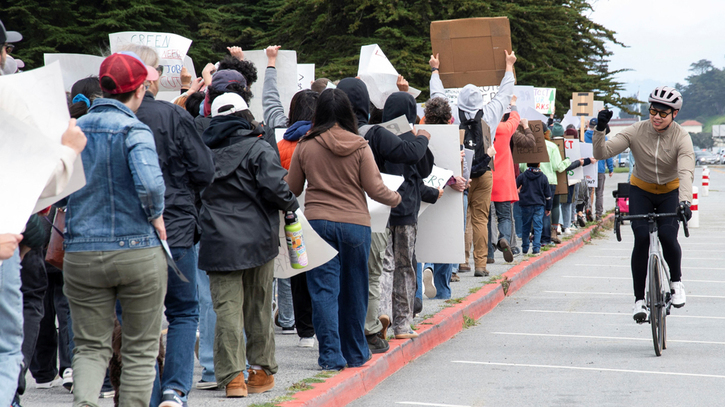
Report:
592,86,694,322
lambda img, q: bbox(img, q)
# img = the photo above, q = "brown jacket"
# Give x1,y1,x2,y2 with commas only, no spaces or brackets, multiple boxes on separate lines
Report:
286,125,401,227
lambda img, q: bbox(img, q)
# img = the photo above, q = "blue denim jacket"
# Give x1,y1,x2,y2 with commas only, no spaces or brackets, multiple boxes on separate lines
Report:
64,98,165,252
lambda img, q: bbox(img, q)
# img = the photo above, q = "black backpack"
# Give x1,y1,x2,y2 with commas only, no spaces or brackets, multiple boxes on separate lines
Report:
460,109,491,178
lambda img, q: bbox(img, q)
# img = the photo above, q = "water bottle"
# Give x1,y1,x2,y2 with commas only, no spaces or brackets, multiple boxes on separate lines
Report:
284,211,308,269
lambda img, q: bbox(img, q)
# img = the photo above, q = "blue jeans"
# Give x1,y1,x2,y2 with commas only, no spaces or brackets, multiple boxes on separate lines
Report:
541,185,556,244
420,263,453,299
488,201,513,258
0,250,23,407
521,205,545,253
306,220,371,370
150,246,199,404
513,201,522,238
276,278,295,328
196,249,217,383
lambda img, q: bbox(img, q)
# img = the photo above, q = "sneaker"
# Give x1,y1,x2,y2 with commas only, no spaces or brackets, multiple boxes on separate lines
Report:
450,273,460,283
159,390,187,407
366,333,390,354
394,329,419,339
458,264,471,272
281,325,296,335
247,368,275,393
99,380,115,398
36,376,63,389
586,209,594,222
670,281,686,308
378,314,390,340
486,257,495,264
511,246,520,255
226,372,247,398
577,215,586,227
422,267,436,299
298,336,315,348
62,368,73,392
532,250,541,256
474,267,489,277
413,297,423,316
196,380,219,390
633,299,648,323
498,238,514,263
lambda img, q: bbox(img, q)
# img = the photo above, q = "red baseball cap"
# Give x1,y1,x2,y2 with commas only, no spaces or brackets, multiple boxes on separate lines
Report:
99,52,159,94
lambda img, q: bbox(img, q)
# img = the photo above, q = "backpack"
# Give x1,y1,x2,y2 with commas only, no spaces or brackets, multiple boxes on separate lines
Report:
460,109,492,178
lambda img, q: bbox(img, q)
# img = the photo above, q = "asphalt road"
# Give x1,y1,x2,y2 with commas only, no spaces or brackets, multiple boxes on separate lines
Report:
349,166,725,407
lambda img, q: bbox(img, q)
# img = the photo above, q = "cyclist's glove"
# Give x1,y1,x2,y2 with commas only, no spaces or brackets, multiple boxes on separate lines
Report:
678,201,692,221
596,110,613,131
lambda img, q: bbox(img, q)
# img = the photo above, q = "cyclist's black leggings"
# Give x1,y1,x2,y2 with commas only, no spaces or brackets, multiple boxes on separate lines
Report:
629,185,682,301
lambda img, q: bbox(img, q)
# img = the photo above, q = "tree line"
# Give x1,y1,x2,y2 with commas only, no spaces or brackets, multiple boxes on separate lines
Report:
3,0,638,112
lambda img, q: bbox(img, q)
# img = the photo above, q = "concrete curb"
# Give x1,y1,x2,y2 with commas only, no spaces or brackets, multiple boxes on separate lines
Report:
280,214,613,407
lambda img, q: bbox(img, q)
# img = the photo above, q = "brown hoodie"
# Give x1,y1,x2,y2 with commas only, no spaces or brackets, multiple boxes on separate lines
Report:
286,125,401,226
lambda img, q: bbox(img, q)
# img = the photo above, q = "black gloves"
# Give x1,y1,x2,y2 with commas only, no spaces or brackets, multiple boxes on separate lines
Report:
678,201,692,221
596,110,613,132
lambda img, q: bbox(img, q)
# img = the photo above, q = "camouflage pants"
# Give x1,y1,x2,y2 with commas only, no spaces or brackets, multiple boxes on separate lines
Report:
383,224,418,335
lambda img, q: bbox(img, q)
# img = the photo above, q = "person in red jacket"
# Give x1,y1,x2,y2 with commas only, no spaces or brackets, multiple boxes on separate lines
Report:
488,96,535,262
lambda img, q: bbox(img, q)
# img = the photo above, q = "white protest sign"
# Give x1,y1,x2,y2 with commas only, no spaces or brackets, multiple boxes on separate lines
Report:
297,63,315,91
422,166,454,189
580,143,598,187
415,125,465,264
156,56,197,102
0,63,80,232
109,31,192,92
462,149,474,182
513,85,535,113
535,87,556,114
379,115,414,136
43,53,104,92
358,44,421,109
519,105,548,121
444,86,499,124
244,50,298,121
274,209,337,278
368,174,405,233
564,138,583,185
561,109,580,130
275,128,286,144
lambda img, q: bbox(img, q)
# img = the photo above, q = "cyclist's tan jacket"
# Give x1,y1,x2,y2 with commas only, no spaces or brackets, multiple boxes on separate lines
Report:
592,120,695,203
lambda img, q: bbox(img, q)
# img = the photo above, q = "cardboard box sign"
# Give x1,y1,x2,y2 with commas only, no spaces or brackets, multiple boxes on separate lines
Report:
512,120,550,164
552,138,569,195
430,17,514,88
572,92,594,117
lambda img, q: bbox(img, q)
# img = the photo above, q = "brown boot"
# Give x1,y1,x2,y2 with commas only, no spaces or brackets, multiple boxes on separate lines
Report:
458,263,471,272
378,314,390,340
226,372,247,398
550,226,562,244
474,267,489,277
247,368,275,393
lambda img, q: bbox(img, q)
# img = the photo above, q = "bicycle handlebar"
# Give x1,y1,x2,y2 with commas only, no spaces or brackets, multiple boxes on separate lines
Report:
614,208,690,241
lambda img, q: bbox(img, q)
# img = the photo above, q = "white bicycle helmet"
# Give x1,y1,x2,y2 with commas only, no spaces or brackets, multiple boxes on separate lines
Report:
648,86,683,110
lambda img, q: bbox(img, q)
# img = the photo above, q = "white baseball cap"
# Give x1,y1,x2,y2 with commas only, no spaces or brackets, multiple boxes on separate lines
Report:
211,92,249,117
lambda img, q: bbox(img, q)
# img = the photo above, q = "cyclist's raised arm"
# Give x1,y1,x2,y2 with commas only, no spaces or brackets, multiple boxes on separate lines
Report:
592,127,630,160
676,133,696,203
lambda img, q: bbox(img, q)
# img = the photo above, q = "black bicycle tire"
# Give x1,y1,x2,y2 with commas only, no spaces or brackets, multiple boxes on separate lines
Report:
649,255,662,356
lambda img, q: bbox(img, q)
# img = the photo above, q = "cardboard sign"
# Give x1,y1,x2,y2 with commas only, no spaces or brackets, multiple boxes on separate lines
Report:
552,139,569,195
297,63,315,91
43,53,104,92
109,31,193,92
443,86,499,108
357,44,421,109
415,125,465,264
572,92,594,117
243,50,298,121
535,87,556,115
564,138,583,185
430,17,514,88
580,143,598,188
512,120,550,164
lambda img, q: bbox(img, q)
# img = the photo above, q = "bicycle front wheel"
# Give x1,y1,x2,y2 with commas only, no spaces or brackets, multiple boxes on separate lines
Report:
648,255,666,356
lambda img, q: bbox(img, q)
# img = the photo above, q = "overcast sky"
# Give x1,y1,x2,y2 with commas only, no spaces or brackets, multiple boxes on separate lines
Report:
589,0,725,101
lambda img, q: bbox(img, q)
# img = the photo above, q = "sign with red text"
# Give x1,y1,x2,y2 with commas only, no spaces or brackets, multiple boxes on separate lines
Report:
109,32,193,93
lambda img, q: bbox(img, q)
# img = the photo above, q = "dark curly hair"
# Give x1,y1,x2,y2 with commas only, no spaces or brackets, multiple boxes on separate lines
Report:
218,56,258,86
423,97,452,124
208,82,253,107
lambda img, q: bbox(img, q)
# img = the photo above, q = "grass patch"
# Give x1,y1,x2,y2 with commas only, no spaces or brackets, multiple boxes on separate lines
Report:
421,313,436,320
410,323,418,331
463,314,478,329
468,285,483,294
288,381,314,392
501,277,511,295
249,403,279,407
445,297,465,305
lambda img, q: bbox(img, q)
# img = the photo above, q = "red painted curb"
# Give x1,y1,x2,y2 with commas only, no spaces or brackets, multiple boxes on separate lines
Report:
280,215,613,407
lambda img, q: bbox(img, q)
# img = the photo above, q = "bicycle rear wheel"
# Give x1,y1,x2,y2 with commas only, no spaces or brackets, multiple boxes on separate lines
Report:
648,255,665,356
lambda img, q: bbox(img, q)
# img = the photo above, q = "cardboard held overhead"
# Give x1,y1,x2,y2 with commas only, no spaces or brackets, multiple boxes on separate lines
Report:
512,120,550,164
430,17,513,88
572,92,594,117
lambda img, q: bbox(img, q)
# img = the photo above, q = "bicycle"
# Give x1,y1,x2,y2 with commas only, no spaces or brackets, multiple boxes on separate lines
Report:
613,205,689,356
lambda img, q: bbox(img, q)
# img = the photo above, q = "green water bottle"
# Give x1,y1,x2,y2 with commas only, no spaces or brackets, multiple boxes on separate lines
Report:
284,211,308,269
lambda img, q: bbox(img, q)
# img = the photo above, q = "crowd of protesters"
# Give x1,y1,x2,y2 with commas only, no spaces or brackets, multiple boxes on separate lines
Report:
1,17,614,407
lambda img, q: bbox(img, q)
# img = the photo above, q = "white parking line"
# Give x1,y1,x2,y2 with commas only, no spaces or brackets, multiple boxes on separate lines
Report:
451,361,725,379
593,248,717,252
490,331,725,345
574,264,725,271
396,403,471,407
521,310,725,320
589,256,725,261
544,291,725,299
562,276,725,283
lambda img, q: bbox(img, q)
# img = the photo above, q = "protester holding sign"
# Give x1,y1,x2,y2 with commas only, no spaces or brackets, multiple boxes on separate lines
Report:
286,88,401,371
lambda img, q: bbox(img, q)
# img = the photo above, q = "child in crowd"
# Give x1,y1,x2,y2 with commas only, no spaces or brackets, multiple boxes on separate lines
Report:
516,163,553,255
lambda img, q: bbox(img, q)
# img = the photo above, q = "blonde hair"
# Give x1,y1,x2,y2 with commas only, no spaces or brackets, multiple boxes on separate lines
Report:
118,44,159,68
